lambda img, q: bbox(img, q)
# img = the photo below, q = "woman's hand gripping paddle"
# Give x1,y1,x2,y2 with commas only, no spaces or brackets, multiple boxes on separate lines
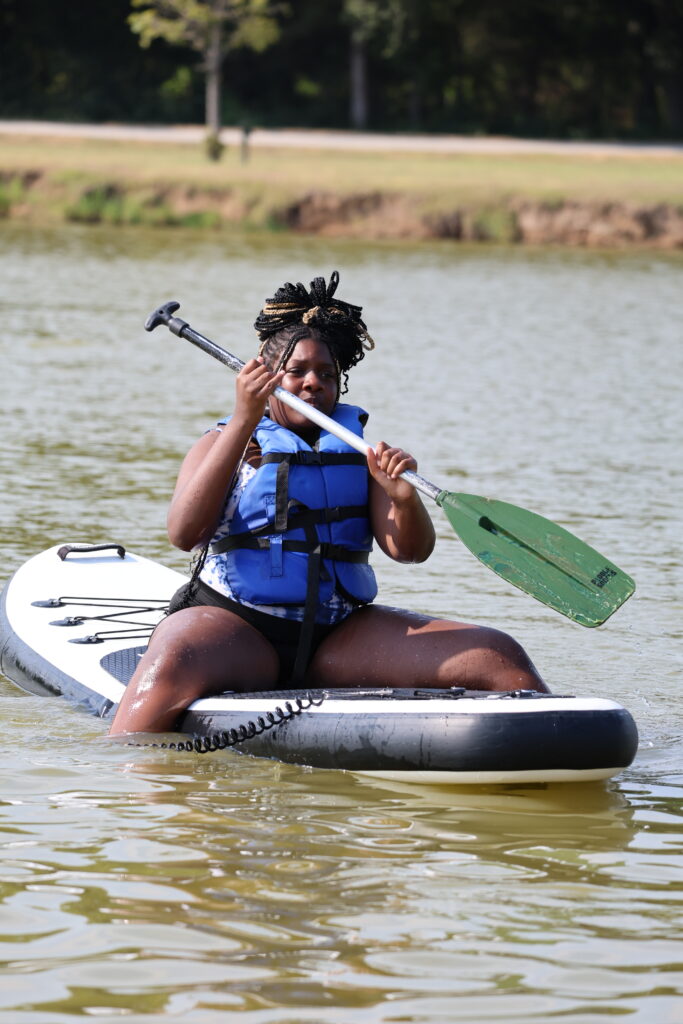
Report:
146,300,635,627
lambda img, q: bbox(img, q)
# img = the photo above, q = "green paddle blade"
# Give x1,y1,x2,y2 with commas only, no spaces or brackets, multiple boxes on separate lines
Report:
437,491,635,627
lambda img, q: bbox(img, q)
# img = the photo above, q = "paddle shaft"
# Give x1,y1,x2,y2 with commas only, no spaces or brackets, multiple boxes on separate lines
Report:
147,301,443,503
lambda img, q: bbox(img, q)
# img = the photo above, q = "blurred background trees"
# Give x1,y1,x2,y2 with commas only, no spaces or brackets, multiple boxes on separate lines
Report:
1,0,682,139
129,0,280,158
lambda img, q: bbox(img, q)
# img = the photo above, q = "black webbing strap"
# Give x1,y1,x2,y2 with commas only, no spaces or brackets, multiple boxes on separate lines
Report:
211,534,369,563
261,452,367,467
290,505,367,526
211,503,368,554
266,450,366,531
290,522,322,685
275,460,290,531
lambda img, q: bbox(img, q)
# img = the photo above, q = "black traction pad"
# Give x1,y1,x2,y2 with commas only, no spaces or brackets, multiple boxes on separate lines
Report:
100,646,147,685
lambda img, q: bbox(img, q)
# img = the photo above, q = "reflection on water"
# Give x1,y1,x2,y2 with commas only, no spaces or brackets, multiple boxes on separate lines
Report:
1,718,679,1023
0,223,681,1022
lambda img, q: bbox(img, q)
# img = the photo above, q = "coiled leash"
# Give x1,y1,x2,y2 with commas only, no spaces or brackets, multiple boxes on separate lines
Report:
125,691,325,754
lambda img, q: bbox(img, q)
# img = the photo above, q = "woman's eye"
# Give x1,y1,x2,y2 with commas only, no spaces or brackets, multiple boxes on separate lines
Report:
285,367,335,381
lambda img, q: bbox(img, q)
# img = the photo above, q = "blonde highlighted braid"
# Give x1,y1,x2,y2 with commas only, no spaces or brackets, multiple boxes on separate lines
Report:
254,271,374,395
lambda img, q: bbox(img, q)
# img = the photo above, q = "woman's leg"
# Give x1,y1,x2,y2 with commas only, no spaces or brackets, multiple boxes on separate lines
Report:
307,605,549,692
108,605,280,735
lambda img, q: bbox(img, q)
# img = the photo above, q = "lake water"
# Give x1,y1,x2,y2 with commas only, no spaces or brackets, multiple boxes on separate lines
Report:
0,223,681,1023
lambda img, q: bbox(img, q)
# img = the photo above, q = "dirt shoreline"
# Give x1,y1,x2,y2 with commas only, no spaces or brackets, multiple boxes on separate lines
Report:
279,191,683,247
2,168,683,248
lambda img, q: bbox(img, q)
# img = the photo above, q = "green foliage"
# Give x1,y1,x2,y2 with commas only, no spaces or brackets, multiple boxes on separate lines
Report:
65,186,133,225
158,66,196,119
64,184,222,228
160,65,193,100
230,6,280,52
470,207,519,244
180,209,222,227
0,175,26,216
127,0,281,156
128,0,280,55
205,132,225,160
343,0,406,51
129,0,216,50
295,76,321,99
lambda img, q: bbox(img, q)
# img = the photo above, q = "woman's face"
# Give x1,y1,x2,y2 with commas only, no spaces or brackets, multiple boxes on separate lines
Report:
268,336,339,439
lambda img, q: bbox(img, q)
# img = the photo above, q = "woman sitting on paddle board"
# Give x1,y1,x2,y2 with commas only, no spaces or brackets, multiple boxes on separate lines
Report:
109,272,547,735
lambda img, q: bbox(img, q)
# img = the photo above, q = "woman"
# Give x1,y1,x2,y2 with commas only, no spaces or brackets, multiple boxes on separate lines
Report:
109,272,547,735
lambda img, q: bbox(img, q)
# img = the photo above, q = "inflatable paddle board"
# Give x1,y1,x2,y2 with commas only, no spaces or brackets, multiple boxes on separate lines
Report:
0,543,639,784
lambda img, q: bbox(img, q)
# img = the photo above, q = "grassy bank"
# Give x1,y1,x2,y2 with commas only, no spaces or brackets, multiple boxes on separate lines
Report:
2,131,683,245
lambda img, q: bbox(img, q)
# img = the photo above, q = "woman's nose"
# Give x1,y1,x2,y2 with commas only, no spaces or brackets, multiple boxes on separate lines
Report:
303,370,322,388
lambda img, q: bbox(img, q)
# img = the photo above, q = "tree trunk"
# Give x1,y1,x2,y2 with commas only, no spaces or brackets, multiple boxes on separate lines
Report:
350,30,368,129
205,21,223,159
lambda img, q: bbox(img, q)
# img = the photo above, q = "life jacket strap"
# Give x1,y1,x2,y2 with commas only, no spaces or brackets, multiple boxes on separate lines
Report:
263,451,367,531
211,504,367,551
287,505,368,527
261,452,367,467
275,460,289,530
211,534,370,563
290,521,321,685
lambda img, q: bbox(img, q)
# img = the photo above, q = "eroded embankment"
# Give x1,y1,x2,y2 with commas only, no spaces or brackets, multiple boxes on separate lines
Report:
278,191,683,246
2,170,683,247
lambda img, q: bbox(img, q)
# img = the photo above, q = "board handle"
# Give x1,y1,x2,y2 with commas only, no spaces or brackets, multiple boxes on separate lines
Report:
57,543,126,561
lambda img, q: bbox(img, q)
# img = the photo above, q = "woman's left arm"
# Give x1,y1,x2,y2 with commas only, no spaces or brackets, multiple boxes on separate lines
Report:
368,442,435,563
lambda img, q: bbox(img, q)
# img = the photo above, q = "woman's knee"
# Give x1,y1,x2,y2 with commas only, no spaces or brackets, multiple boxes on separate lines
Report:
468,626,546,691
479,626,530,664
142,618,202,681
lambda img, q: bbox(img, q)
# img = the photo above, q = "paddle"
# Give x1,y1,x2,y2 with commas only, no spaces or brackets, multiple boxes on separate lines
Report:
145,300,635,627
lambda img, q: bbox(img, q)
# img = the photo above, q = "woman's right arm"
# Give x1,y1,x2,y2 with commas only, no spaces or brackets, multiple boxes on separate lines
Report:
167,358,284,551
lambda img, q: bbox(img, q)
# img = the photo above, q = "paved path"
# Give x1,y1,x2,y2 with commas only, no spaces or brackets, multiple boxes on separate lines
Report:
1,119,682,158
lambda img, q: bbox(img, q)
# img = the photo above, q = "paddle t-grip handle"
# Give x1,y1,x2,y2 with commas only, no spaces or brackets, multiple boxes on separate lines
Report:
145,300,442,502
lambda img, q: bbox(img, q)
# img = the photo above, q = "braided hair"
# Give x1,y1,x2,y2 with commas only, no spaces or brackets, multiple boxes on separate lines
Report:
254,271,374,395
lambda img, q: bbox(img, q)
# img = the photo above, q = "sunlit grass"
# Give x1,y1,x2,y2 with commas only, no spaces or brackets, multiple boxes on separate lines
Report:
1,132,682,209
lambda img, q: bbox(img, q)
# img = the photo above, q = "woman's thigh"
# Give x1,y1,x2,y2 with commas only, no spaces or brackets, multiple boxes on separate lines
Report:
307,605,547,692
146,606,281,690
109,606,281,733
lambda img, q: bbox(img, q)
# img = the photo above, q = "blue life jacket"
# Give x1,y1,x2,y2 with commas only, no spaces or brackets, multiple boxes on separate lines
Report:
211,404,378,609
